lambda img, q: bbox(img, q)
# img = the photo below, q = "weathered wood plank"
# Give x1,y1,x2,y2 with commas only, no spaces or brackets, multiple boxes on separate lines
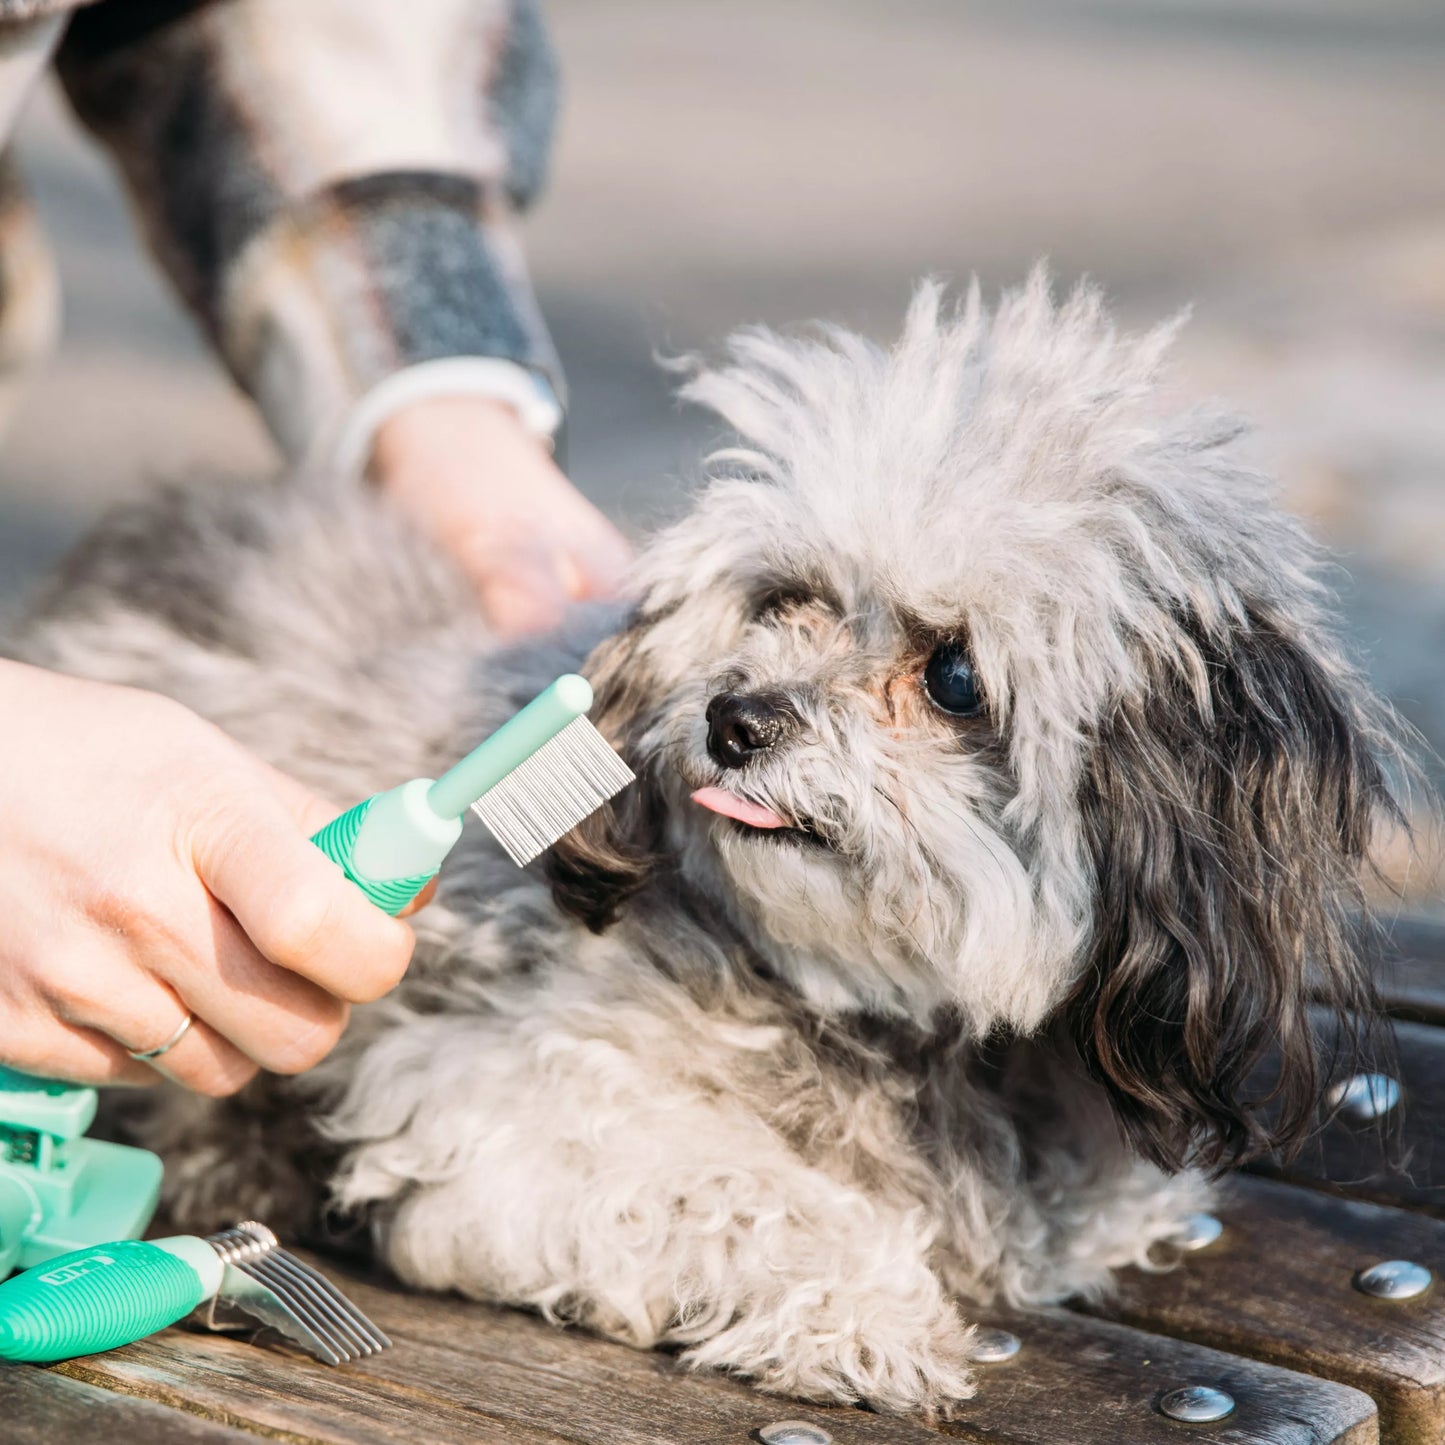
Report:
322,1252,1383,1445
315,1253,955,1444
59,1330,552,1445
940,1306,1377,1445
61,1260,945,1445
1101,1174,1445,1445
1371,916,1445,1026
0,1363,255,1443
47,1246,1381,1445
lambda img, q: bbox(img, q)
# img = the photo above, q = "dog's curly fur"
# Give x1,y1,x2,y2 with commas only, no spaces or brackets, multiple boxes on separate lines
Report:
10,272,1405,1415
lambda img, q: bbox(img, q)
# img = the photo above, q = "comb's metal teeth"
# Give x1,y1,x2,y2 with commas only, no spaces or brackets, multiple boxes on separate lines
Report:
275,1254,390,1353
471,715,635,866
295,1289,389,1356
243,1256,365,1361
263,1250,387,1356
203,1221,389,1364
214,1269,350,1366
244,1255,362,1353
253,1250,389,1355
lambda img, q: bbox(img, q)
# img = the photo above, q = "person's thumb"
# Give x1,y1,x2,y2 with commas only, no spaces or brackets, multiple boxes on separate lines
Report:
261,762,437,917
262,764,348,839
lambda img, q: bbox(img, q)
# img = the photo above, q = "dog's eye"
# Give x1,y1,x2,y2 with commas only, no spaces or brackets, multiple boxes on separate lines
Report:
924,642,984,717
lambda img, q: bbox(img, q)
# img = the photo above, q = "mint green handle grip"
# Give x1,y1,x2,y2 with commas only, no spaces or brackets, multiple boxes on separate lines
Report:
309,676,595,914
310,795,437,916
0,1240,206,1362
426,674,593,817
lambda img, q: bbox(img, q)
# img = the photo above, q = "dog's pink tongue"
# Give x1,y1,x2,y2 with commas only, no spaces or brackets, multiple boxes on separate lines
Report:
691,787,788,829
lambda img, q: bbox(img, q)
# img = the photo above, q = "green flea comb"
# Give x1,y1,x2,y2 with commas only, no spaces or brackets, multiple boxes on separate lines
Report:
0,1220,387,1365
310,674,634,914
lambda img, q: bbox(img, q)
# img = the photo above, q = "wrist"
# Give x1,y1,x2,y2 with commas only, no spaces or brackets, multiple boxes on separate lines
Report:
369,394,561,498
331,358,564,479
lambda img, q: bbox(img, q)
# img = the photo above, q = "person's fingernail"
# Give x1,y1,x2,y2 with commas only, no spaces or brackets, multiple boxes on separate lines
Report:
399,879,439,916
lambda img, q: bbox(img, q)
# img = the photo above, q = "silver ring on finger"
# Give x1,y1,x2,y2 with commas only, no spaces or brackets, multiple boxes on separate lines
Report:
127,1012,195,1062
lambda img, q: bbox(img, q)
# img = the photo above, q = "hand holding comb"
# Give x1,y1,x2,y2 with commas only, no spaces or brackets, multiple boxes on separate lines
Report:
310,673,633,913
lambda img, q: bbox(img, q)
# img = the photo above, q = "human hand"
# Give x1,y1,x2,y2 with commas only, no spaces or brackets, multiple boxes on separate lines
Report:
0,661,418,1096
369,395,633,637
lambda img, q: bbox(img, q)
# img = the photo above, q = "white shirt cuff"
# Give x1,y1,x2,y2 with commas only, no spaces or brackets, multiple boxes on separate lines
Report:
328,357,564,477
0,14,65,138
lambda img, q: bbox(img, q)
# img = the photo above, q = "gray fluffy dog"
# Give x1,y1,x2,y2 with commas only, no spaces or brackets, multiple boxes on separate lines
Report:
13,272,1403,1415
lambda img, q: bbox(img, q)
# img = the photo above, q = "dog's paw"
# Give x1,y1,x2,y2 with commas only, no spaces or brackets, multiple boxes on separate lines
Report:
681,1292,977,1418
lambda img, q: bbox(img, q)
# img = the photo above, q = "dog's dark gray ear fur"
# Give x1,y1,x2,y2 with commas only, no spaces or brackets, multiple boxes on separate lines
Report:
1069,607,1398,1173
544,620,668,932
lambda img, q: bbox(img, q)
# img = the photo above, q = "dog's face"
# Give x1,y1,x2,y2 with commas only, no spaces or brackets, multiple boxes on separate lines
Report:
548,273,1399,1171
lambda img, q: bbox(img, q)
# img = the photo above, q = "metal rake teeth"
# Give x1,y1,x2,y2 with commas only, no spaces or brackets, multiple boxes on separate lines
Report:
205,1220,390,1365
207,1220,280,1265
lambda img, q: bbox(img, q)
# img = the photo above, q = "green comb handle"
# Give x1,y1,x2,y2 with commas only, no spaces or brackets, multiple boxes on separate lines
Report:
0,1237,220,1362
309,675,595,914
425,673,593,817
309,787,452,915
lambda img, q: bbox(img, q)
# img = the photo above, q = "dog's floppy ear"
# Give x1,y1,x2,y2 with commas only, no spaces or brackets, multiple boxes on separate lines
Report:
544,619,668,931
1069,607,1396,1173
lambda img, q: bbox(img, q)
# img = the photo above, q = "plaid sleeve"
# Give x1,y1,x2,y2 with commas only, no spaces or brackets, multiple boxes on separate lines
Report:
56,0,562,463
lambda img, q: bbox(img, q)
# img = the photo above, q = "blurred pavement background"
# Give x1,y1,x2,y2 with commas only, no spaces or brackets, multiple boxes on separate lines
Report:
1,0,1442,895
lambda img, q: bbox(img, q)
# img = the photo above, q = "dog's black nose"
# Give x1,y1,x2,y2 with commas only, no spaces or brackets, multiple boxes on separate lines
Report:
706,691,792,769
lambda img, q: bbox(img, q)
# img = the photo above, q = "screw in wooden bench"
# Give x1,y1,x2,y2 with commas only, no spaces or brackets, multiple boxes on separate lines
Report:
966,1326,1021,1363
758,1423,832,1445
1158,1385,1235,1423
1329,1072,1402,1123
1177,1212,1224,1251
1354,1259,1432,1300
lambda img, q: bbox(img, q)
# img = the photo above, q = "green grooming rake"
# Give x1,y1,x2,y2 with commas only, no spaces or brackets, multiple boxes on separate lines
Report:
0,1069,385,1366
0,1219,387,1365
310,673,633,913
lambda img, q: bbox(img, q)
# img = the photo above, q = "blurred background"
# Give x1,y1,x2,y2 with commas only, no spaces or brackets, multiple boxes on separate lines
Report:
1,0,1442,899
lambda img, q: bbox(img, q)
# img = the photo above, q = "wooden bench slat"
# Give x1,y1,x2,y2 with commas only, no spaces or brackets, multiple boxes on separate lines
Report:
1258,1015,1445,1211
334,1252,1383,1445
1100,1174,1445,1445
59,1331,543,1445
1,1364,255,1443
325,1253,952,1445
61,1268,944,1445
45,1248,1381,1445
940,1305,1377,1445
1372,917,1445,1027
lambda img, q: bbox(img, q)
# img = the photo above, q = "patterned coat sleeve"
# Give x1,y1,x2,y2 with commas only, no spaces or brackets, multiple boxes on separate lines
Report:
56,0,563,463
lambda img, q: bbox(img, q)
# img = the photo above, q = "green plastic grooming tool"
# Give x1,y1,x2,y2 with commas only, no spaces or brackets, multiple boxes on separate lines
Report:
310,673,634,914
0,1068,161,1283
0,1219,387,1364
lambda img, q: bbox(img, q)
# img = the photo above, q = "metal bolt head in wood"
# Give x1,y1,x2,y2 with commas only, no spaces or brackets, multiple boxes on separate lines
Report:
1158,1385,1236,1422
1329,1072,1402,1122
1177,1212,1224,1251
758,1423,832,1445
967,1326,1022,1363
1354,1259,1433,1300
